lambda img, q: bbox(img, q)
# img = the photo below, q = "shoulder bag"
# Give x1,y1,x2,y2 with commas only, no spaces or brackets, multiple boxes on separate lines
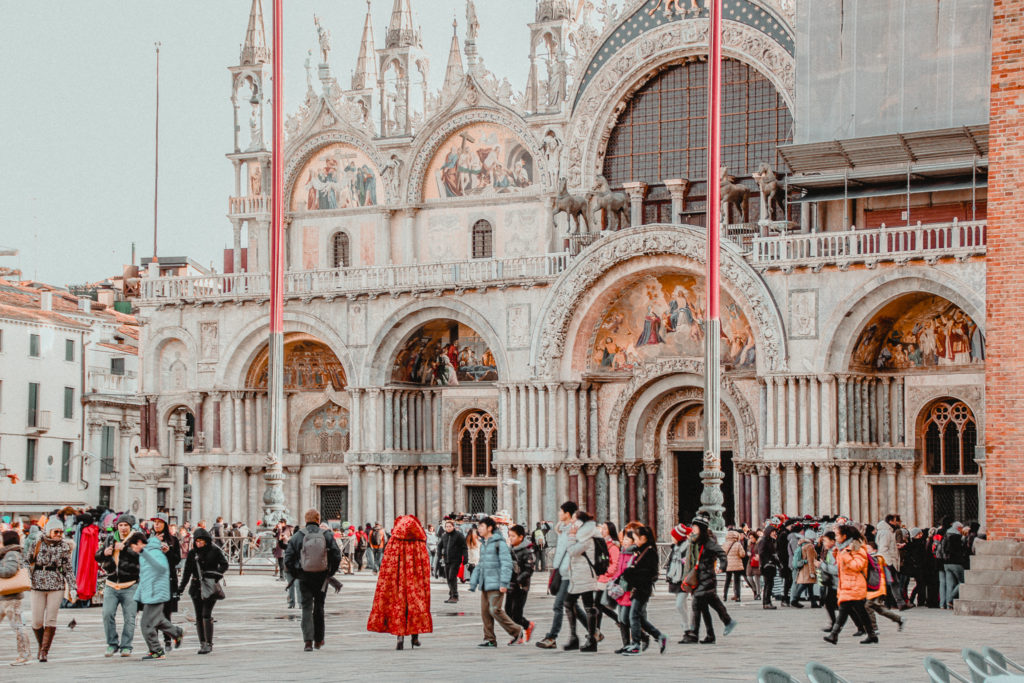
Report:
0,567,32,596
680,547,703,593
197,556,226,601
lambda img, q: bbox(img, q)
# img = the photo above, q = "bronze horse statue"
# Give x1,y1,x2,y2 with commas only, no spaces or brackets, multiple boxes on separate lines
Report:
552,178,591,234
589,175,630,231
753,162,785,221
720,165,750,225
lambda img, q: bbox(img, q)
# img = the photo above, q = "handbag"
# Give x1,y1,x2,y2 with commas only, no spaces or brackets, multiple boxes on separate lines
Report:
606,578,627,600
196,557,225,601
680,547,703,593
547,569,562,596
0,567,31,596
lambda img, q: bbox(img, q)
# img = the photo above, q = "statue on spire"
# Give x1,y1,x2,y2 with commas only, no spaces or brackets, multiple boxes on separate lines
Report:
466,0,480,42
314,14,331,64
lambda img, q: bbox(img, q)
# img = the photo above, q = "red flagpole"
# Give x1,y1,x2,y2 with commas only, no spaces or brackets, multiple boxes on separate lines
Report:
706,0,721,320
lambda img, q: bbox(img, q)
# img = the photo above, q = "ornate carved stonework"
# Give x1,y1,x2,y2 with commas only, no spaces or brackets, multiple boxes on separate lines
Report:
606,358,758,462
406,108,549,203
565,18,794,192
284,131,393,206
441,397,499,451
904,383,984,432
531,226,787,375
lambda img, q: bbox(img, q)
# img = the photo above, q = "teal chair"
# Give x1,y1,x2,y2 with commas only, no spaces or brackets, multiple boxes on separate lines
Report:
984,648,1024,675
963,648,1010,683
924,656,972,683
806,661,852,683
757,666,802,683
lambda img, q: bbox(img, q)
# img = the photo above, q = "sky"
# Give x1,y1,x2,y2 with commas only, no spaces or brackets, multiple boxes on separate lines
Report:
0,0,537,285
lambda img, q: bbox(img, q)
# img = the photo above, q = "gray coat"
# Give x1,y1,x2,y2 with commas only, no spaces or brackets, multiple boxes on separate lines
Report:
0,545,26,600
567,520,599,594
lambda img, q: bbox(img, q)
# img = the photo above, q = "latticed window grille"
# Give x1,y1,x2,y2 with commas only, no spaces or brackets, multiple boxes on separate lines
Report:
457,410,497,477
471,220,493,259
319,486,349,523
922,400,978,475
332,232,350,268
603,58,793,215
466,486,497,514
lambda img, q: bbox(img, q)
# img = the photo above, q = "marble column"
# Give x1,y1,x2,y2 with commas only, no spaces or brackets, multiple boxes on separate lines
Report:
544,465,558,521
349,466,362,526
244,393,256,452
519,385,529,450
883,462,898,517
441,466,456,519
231,392,245,453
837,376,848,444
211,392,223,451
497,386,508,450
414,468,427,522
798,377,809,446
784,462,799,516
567,464,581,505
428,467,442,524
515,467,528,524
765,377,776,447
406,468,417,520
208,466,223,521
394,468,406,516
645,462,658,529
285,467,299,520
860,464,871,522
383,390,394,450
247,468,259,526
749,466,761,527
867,464,879,523
626,464,639,521
299,467,312,520
118,421,134,512
589,386,600,460
171,425,186,522
821,376,835,447
567,383,578,459
860,379,870,444
221,466,233,522
786,378,797,447
809,377,820,447
622,181,648,226
606,465,621,529
757,465,770,523
382,465,395,529
893,377,905,445
897,462,915,526
546,383,559,451
664,178,691,222
534,385,546,449
230,466,245,523
769,463,782,515
530,465,543,528
578,386,590,459
817,462,833,515
838,462,852,518
188,466,202,523
254,393,265,453
584,464,598,514
849,464,862,521
364,465,378,525
800,462,815,516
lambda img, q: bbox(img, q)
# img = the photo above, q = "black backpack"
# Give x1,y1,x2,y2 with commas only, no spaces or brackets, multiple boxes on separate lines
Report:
589,536,611,576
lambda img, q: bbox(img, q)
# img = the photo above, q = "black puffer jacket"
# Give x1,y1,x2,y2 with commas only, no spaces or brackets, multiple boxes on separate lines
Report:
688,536,728,597
438,528,467,569
94,534,141,584
510,540,536,591
179,528,229,600
621,543,659,602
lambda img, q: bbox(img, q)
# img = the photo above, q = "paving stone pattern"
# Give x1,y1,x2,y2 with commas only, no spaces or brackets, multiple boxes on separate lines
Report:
7,572,1023,682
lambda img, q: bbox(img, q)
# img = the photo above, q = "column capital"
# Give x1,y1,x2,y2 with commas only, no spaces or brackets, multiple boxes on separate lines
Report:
662,177,691,200
87,418,105,435
209,390,223,401
246,466,263,476
605,464,622,475
882,461,898,474
172,423,189,438
625,463,643,476
118,418,135,435
755,463,769,475
565,463,582,475
191,391,205,403
382,464,397,473
230,390,247,400
820,374,836,385
621,181,648,200
284,466,301,475
880,375,893,385
583,464,600,476
402,207,420,219
837,461,853,472
187,465,202,476
208,465,225,474
643,461,659,475
543,464,559,475
228,465,246,475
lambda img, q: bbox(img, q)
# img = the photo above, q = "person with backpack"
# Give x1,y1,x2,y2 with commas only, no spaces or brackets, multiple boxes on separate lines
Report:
468,516,523,647
130,532,184,660
561,510,604,653
439,518,467,603
789,529,818,608
284,509,342,652
864,541,905,634
681,515,737,645
505,524,537,643
367,523,387,574
722,528,746,602
618,525,667,656
941,521,968,609
532,523,548,571
756,524,780,610
95,513,141,657
535,501,588,650
666,522,706,642
593,521,620,640
816,531,839,631
179,527,228,654
823,524,877,645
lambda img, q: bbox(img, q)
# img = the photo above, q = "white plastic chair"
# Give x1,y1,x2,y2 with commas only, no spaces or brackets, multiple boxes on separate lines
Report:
984,648,1024,675
806,661,852,683
757,665,802,683
924,656,972,683
963,648,1010,683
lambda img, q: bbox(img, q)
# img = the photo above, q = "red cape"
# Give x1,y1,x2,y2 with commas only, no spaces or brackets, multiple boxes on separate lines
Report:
366,516,433,637
75,524,100,600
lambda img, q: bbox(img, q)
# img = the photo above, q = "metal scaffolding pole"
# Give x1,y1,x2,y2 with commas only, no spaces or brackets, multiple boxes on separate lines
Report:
263,0,288,525
700,0,726,532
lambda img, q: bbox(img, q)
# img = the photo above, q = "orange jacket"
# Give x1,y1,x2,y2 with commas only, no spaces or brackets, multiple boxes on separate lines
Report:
866,553,887,601
836,540,869,603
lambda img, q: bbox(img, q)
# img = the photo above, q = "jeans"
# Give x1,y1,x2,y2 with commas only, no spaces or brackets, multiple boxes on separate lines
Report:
866,596,901,630
884,566,905,608
790,582,814,603
938,564,949,607
723,571,743,599
691,592,733,636
761,566,777,606
102,584,137,650
505,587,530,630
629,594,662,644
445,563,461,599
298,582,327,643
943,564,965,607
675,592,692,631
367,548,382,572
544,574,587,640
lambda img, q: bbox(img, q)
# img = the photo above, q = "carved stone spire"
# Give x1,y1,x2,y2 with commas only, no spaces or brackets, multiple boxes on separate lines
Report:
240,0,269,65
386,0,420,49
442,18,465,93
352,0,378,90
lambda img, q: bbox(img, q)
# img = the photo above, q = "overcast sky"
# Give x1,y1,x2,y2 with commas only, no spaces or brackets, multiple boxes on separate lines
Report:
0,0,538,285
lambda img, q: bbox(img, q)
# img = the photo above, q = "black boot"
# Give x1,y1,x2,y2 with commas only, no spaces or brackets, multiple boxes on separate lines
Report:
203,619,214,651
580,609,598,652
563,605,579,650
617,623,631,651
860,631,879,644
823,627,839,645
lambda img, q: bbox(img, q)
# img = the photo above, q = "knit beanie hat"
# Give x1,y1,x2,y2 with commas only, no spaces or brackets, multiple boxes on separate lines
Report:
44,517,64,534
117,513,136,528
670,523,690,544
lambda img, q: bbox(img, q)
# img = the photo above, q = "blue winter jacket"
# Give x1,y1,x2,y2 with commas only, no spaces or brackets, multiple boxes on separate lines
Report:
137,535,171,605
469,533,513,592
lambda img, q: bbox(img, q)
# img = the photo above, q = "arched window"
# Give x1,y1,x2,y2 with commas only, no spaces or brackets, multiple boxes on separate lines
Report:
456,410,497,477
332,232,350,268
603,59,792,225
471,220,493,259
922,400,978,475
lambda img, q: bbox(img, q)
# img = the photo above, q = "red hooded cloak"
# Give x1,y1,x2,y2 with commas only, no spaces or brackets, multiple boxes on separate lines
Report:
366,515,433,637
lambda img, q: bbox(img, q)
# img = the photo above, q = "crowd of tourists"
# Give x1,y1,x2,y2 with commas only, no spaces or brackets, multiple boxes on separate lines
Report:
0,504,981,665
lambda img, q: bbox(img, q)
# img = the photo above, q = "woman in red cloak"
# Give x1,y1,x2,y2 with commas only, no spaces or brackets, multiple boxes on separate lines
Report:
367,515,433,650
74,514,99,604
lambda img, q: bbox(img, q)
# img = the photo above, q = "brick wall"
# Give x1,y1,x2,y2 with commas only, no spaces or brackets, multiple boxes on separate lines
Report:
986,0,1024,540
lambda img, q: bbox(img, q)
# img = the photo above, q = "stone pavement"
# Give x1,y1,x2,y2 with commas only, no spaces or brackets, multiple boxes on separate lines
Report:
6,570,1022,682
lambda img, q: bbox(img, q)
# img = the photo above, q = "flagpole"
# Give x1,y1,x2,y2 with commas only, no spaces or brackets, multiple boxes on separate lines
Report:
700,0,726,532
263,0,288,525
152,42,161,266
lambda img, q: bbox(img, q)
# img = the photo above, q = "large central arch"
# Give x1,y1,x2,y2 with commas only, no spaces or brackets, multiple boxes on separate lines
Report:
530,225,788,376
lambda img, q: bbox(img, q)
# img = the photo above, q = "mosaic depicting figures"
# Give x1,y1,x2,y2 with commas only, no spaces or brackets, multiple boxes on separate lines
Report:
852,295,985,370
298,402,350,456
291,142,379,210
247,337,347,391
424,123,534,200
590,272,756,372
392,319,498,385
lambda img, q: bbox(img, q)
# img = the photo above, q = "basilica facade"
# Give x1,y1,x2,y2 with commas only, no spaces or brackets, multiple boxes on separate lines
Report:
131,0,991,540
